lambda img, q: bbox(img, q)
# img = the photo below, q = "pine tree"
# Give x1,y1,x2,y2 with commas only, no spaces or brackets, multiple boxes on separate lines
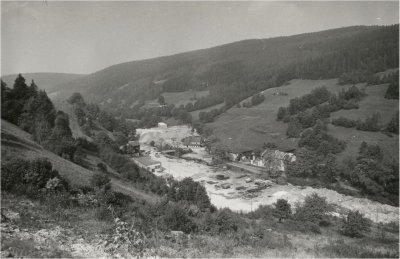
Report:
273,199,292,222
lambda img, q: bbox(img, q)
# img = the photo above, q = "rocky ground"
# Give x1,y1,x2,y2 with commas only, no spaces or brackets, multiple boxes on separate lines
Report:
1,194,108,258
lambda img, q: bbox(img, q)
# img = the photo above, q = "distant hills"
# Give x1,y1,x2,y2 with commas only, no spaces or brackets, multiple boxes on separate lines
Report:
41,25,398,113
1,72,84,94
2,25,398,158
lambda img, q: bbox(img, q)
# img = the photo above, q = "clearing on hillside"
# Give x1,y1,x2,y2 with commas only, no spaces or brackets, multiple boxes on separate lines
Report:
209,78,398,162
162,90,209,107
209,79,359,153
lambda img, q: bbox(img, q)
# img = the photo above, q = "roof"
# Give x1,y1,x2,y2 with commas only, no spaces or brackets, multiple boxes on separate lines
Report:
134,156,161,166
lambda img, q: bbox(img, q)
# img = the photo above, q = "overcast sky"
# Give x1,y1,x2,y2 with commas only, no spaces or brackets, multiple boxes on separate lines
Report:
1,1,399,75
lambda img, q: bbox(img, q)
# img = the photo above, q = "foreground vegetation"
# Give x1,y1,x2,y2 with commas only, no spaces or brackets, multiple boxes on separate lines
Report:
1,156,399,258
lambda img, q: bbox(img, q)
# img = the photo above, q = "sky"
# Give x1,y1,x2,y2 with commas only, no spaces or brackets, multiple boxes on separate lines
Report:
1,1,399,75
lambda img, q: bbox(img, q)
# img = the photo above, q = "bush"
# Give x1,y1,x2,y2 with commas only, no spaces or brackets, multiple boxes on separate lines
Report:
162,203,197,233
385,81,399,99
332,117,357,128
299,121,346,154
1,158,67,195
97,162,108,173
340,210,370,238
342,99,359,110
202,208,241,234
386,112,399,134
276,107,288,121
356,113,381,132
273,199,292,222
294,193,332,225
286,117,302,138
90,172,111,190
1,158,30,191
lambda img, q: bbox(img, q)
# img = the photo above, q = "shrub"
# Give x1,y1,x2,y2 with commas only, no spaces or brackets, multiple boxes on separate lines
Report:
273,199,292,222
1,158,67,195
97,162,108,173
356,113,381,132
358,141,383,161
204,208,241,234
340,210,370,238
263,142,277,149
386,112,399,134
286,117,302,138
1,158,30,191
332,117,357,128
277,107,288,121
294,193,332,225
250,93,265,106
385,81,399,99
299,121,346,154
90,172,111,190
162,203,197,233
342,99,359,110
247,204,274,220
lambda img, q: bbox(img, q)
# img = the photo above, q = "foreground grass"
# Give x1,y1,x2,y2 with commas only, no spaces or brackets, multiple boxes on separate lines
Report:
1,192,398,258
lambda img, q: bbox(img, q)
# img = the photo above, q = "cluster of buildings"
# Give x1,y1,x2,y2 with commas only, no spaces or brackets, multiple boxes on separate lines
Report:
122,122,204,173
229,149,296,172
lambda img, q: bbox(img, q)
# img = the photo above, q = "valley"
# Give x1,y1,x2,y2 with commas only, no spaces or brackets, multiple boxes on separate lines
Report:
1,20,399,258
136,125,399,223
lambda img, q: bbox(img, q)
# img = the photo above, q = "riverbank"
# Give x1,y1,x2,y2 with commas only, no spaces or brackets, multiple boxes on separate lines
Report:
138,144,398,223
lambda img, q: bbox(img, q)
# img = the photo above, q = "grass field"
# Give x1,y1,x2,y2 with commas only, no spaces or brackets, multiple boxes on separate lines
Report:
328,124,399,163
208,78,398,163
331,83,398,125
209,79,355,153
162,90,209,107
328,83,399,163
190,102,225,120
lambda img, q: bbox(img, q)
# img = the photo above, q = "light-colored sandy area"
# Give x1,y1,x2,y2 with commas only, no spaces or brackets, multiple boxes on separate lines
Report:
137,125,194,146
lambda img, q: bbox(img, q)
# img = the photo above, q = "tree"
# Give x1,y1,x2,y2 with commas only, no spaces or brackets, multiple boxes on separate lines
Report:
286,117,302,138
158,95,165,105
385,81,399,99
277,107,288,121
273,199,292,222
195,184,212,211
294,193,332,224
340,210,370,238
13,74,30,99
50,111,73,140
68,92,85,106
386,112,399,134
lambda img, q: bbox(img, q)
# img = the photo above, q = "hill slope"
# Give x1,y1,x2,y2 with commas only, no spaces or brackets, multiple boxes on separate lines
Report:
1,73,84,94
209,78,399,161
51,25,398,112
1,119,157,202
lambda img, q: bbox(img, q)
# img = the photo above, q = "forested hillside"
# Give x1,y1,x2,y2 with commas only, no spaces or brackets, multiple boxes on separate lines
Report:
51,25,398,120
